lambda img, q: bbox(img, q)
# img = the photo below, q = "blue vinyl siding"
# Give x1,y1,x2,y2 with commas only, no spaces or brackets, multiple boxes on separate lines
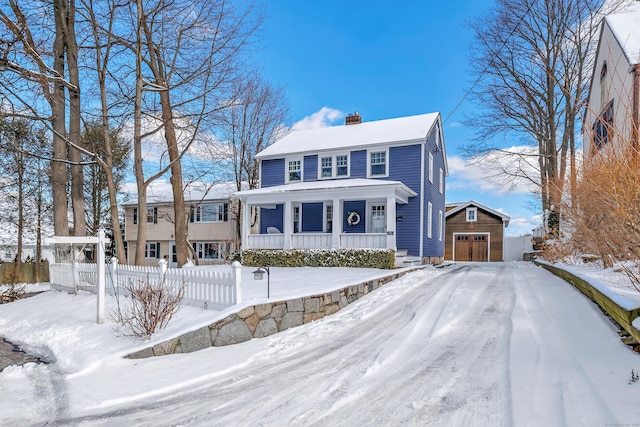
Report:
304,155,318,182
388,144,422,256
343,200,366,233
422,126,446,257
260,205,283,234
302,202,323,232
261,158,285,188
350,150,367,178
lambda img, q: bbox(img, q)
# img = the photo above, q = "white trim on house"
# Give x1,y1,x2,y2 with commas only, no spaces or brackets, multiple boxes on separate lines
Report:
318,152,350,179
446,200,510,226
366,148,389,178
233,179,415,251
285,157,303,183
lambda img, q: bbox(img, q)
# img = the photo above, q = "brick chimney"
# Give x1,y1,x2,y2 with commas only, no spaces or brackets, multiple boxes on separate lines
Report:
345,112,362,125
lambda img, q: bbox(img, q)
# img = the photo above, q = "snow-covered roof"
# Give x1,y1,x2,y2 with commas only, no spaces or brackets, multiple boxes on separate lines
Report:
123,181,244,206
445,200,510,227
257,112,441,159
606,3,640,65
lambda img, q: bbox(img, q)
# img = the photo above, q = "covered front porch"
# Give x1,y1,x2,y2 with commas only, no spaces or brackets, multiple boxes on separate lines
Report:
234,179,416,251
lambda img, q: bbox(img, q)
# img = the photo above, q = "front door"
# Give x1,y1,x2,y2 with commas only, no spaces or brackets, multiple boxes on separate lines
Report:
370,204,386,233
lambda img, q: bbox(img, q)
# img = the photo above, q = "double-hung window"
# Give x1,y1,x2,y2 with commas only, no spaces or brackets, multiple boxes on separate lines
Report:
466,207,477,222
288,159,302,182
133,207,157,225
320,157,332,178
429,152,434,183
193,242,222,260
319,154,349,179
336,155,348,176
145,242,160,258
369,151,387,176
191,203,228,223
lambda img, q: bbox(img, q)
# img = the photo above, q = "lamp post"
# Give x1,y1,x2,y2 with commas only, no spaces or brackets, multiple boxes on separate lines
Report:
252,266,271,298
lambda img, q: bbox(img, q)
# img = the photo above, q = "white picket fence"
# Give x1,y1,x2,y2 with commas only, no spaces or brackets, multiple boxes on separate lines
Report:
49,259,242,310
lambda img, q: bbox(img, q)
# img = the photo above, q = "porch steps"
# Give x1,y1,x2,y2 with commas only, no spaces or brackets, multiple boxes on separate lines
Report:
395,250,422,267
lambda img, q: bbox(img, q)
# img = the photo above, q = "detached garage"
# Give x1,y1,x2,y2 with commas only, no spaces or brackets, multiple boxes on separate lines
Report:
444,201,510,262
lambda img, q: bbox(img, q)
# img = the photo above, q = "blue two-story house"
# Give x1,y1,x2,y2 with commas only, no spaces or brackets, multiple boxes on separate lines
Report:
234,112,448,264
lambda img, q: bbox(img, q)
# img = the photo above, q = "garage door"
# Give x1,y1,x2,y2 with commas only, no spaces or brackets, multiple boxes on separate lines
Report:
454,234,489,262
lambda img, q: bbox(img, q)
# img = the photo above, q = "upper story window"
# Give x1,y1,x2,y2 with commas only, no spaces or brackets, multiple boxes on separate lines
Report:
191,203,228,223
369,150,387,177
439,168,444,194
466,207,477,222
600,61,608,109
592,100,614,152
428,152,434,183
133,207,157,225
287,159,302,183
319,153,350,179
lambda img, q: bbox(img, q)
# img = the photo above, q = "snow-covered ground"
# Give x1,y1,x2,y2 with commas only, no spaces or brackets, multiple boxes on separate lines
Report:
1,262,640,426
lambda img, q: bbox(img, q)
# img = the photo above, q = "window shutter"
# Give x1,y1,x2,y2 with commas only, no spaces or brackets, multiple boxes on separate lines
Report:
133,208,138,225
189,206,195,223
156,242,161,258
153,207,158,224
223,203,228,222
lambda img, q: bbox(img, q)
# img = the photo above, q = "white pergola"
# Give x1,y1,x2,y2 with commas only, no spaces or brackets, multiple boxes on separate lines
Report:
234,179,416,251
45,230,109,324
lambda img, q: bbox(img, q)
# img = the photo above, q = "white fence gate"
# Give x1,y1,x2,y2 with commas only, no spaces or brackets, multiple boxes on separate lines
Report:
503,235,534,261
49,259,242,310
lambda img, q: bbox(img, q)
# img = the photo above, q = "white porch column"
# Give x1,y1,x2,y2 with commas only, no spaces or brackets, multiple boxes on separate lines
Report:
283,200,292,249
331,198,341,249
386,197,397,251
241,201,251,250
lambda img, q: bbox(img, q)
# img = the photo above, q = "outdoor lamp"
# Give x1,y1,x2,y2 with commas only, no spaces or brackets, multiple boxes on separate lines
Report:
252,266,271,298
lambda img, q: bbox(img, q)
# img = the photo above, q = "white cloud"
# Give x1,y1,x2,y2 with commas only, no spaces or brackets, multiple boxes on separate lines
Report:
292,107,344,131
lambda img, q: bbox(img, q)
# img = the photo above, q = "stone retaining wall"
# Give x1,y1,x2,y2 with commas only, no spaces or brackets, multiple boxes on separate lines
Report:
127,268,420,359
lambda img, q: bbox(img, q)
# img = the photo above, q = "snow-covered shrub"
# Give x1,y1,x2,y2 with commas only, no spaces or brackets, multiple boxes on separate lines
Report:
0,283,25,303
242,249,396,269
112,274,184,339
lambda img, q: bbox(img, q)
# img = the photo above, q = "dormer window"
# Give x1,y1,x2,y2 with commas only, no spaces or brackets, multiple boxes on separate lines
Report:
287,159,302,183
369,150,387,177
600,61,608,108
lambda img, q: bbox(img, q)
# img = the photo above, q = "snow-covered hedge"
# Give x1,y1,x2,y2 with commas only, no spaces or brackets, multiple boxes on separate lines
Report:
242,248,395,269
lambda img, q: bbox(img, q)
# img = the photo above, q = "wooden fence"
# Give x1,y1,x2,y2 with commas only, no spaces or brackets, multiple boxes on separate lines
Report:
49,260,241,310
0,262,50,285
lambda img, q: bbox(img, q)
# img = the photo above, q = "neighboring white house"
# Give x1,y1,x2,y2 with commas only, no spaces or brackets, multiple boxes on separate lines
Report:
583,3,640,160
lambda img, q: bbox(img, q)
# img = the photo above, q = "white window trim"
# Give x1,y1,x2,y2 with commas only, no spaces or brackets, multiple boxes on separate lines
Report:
466,207,478,222
323,203,333,232
438,210,443,241
192,203,227,223
439,168,444,194
367,148,389,178
193,242,225,260
427,202,433,238
144,242,160,259
318,153,350,179
428,152,434,183
286,157,303,184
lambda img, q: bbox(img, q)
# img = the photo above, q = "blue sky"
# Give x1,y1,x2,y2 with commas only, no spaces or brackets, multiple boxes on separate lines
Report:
253,1,543,235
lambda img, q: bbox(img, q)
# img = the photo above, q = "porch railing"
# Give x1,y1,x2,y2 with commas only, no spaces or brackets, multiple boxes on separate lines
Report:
247,232,387,250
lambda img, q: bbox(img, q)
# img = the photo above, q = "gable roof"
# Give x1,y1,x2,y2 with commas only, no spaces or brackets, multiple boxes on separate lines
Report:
257,112,441,159
605,3,640,65
445,201,510,227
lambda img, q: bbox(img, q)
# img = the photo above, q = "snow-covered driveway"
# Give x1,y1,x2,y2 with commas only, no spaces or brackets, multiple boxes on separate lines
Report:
47,262,640,426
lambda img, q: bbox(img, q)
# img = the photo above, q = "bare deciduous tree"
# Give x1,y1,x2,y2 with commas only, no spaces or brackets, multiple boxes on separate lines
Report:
466,0,618,232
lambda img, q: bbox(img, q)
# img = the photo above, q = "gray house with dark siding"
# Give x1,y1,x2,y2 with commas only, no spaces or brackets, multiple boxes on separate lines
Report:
234,112,448,264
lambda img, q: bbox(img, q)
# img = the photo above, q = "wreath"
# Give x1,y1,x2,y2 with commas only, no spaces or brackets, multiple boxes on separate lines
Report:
347,211,361,226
